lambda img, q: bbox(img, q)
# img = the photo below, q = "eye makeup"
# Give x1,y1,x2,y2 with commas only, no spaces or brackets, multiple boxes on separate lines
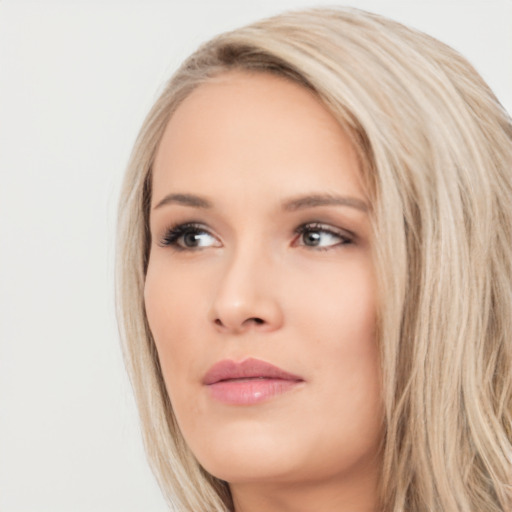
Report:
158,222,220,251
157,220,355,253
293,222,354,250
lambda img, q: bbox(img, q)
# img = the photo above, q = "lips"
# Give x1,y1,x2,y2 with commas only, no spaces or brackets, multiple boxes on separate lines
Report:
203,357,303,384
202,357,304,405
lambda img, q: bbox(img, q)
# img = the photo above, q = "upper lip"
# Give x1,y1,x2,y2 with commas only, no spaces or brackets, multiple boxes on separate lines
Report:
202,357,304,385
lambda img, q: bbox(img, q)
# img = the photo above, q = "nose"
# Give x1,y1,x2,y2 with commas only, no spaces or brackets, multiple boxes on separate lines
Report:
208,245,284,334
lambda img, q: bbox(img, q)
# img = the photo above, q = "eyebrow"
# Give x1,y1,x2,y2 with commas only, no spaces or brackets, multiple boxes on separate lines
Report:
153,193,213,210
153,192,369,213
282,193,369,213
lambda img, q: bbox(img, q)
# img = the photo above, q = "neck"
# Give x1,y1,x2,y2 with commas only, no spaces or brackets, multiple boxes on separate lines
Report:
230,464,380,512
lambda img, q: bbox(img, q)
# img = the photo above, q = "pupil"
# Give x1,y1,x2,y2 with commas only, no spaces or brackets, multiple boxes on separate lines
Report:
304,231,320,246
184,232,199,246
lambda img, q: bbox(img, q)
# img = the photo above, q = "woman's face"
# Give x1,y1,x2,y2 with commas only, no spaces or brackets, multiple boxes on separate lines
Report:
145,71,382,500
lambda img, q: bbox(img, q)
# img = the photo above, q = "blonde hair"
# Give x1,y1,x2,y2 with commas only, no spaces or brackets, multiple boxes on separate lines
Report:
116,7,512,511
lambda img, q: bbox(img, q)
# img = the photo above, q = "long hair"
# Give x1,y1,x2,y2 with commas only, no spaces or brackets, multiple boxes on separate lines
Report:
116,7,512,511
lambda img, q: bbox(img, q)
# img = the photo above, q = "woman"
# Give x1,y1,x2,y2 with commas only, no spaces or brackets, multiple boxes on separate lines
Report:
116,7,512,512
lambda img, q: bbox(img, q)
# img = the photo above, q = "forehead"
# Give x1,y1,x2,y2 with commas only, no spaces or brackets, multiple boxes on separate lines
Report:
152,71,365,206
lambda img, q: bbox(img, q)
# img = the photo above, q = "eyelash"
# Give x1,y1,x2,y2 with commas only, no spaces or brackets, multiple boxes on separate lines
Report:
158,221,354,251
159,222,213,251
294,222,354,250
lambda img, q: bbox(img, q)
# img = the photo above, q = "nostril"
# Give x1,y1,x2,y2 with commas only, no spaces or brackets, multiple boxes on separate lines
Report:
212,316,267,330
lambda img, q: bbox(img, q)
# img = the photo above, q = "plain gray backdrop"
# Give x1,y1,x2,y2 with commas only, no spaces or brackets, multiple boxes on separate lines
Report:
1,1,511,510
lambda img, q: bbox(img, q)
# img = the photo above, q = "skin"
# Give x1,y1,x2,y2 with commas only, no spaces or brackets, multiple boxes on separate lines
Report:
145,71,383,512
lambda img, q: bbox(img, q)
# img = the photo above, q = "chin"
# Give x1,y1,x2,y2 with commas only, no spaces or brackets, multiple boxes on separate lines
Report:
191,426,306,483
190,425,375,487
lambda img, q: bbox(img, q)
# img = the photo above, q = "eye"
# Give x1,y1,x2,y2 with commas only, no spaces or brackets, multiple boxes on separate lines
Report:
294,222,353,249
159,222,221,251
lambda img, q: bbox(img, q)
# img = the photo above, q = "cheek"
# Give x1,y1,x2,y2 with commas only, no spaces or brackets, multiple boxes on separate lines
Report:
143,259,204,396
144,255,208,335
290,253,377,352
292,257,381,437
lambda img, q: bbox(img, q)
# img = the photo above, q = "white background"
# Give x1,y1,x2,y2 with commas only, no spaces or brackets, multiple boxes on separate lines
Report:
1,1,511,511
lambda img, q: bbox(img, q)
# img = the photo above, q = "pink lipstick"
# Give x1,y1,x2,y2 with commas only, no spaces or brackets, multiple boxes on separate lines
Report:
203,358,304,405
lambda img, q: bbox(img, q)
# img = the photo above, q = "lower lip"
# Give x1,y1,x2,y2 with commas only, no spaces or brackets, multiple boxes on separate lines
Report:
206,378,302,405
